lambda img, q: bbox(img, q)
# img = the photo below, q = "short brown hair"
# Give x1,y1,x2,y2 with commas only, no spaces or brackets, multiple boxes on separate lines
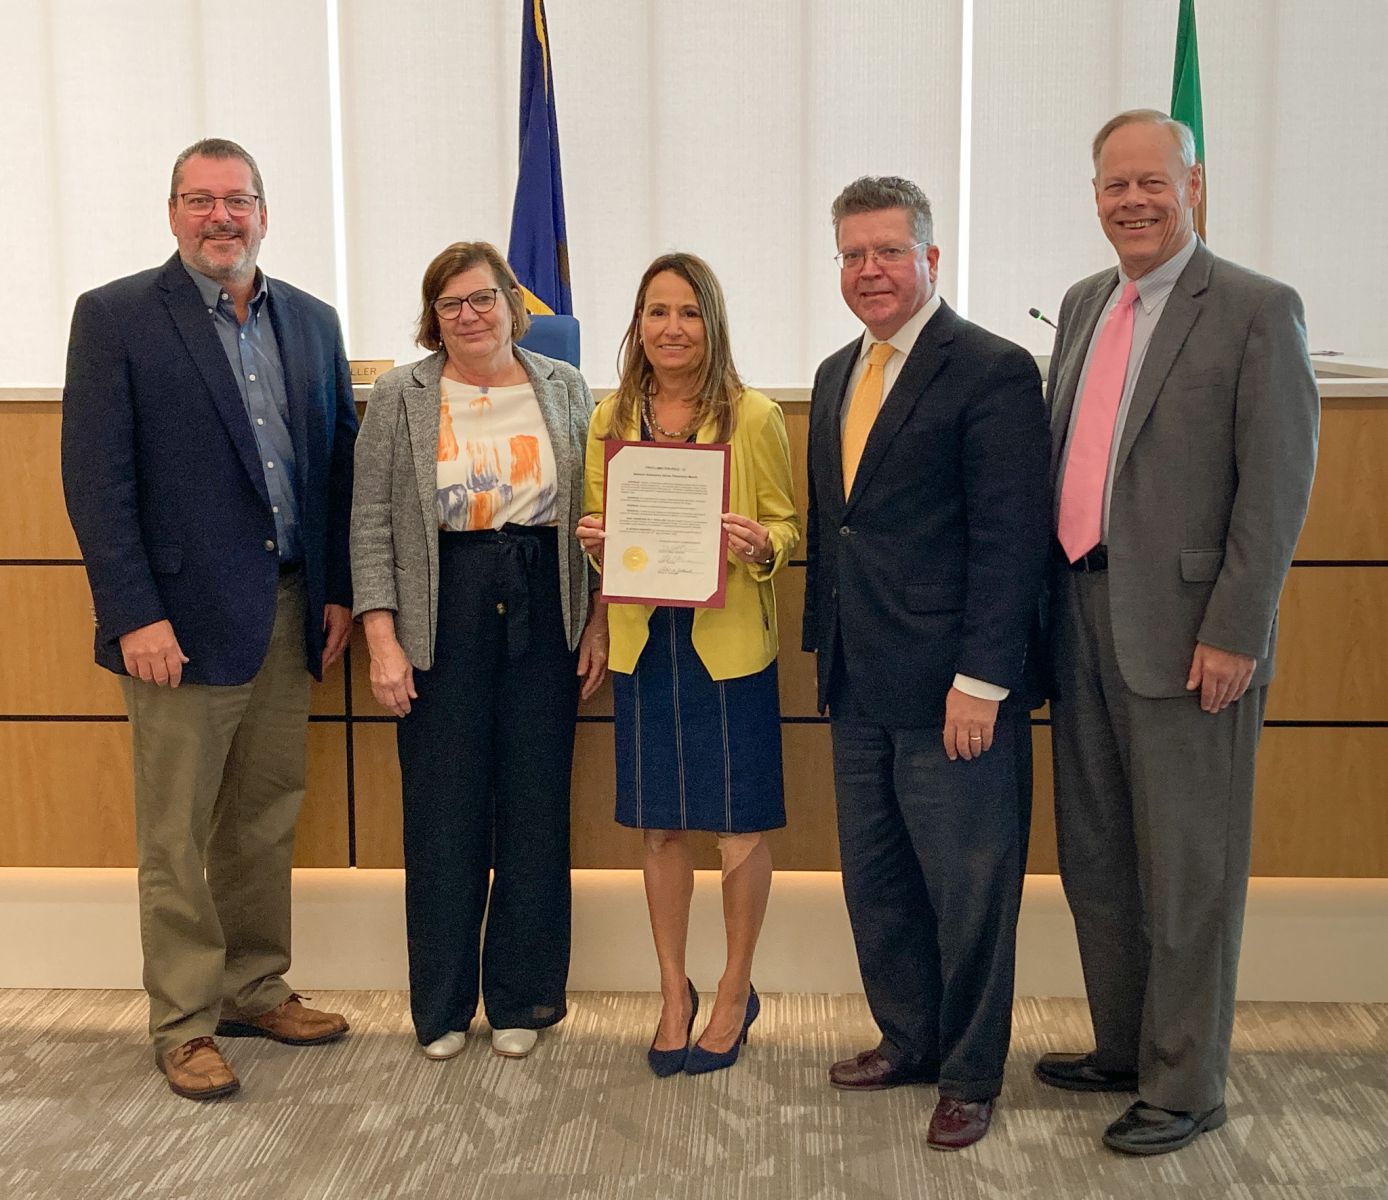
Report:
607,252,743,443
170,138,266,205
414,241,531,352
831,176,933,245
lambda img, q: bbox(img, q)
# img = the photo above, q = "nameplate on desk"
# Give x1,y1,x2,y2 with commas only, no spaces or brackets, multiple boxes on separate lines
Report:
349,360,394,387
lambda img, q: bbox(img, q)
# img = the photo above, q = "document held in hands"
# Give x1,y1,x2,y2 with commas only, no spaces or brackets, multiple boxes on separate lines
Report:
600,440,730,608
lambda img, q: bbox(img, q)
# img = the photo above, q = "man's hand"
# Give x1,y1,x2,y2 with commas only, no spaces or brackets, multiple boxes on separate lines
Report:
119,619,189,687
1186,642,1257,713
943,686,999,762
577,600,609,701
321,604,352,673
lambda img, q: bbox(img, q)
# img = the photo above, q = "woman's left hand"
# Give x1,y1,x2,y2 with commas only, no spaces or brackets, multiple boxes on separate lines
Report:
577,602,609,700
722,512,773,566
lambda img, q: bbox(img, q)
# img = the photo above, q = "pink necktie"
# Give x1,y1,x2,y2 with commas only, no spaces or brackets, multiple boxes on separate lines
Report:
1057,282,1139,562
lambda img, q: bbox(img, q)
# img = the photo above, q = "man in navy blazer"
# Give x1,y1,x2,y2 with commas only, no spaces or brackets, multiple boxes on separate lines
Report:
802,177,1050,1150
62,139,357,1099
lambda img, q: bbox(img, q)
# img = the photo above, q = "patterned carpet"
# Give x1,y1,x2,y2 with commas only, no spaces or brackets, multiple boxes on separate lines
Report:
0,991,1383,1200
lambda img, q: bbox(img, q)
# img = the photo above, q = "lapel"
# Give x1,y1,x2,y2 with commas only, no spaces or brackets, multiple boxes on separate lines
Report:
1112,243,1212,482
157,254,270,506
265,280,314,497
403,351,446,547
843,301,955,513
1047,270,1117,483
814,339,857,509
516,347,574,536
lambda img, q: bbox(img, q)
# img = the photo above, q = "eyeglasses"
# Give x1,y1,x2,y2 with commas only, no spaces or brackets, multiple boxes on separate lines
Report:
834,242,929,270
433,289,502,319
177,192,261,217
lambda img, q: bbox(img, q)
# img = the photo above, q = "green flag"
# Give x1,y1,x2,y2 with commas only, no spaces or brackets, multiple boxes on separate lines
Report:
1170,0,1206,238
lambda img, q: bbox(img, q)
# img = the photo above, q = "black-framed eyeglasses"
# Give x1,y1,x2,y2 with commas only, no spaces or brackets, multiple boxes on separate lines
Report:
834,241,929,270
433,289,502,319
177,192,261,217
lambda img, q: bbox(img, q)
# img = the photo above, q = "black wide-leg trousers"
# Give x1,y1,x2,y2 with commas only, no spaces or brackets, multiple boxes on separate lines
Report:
397,526,580,1044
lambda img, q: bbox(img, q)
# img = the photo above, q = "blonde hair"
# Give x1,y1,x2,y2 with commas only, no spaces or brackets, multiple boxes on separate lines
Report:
606,252,742,442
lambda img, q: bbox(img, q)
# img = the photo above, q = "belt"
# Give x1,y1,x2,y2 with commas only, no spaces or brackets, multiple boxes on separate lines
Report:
441,524,548,660
278,560,303,576
1067,544,1108,572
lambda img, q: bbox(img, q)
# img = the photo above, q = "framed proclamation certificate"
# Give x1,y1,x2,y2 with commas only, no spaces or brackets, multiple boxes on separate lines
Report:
600,440,731,608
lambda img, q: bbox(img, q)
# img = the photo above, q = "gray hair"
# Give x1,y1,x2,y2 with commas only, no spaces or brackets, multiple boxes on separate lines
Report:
170,138,266,205
831,176,933,245
1091,109,1197,171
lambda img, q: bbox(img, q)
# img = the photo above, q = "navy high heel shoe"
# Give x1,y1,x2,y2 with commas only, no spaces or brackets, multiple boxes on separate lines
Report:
647,979,699,1077
684,984,759,1075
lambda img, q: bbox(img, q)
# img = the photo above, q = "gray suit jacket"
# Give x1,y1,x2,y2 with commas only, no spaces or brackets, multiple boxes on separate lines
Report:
350,346,594,669
1046,242,1319,697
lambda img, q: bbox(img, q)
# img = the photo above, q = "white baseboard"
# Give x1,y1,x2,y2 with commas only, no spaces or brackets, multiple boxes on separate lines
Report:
1,868,1384,1001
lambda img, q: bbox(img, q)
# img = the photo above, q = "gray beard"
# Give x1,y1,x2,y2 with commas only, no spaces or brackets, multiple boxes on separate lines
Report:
189,239,255,285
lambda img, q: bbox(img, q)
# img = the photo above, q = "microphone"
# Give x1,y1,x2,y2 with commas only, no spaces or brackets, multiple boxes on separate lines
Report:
1029,307,1058,330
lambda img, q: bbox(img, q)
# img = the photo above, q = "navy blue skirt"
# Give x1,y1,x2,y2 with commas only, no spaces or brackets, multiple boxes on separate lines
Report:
613,606,786,832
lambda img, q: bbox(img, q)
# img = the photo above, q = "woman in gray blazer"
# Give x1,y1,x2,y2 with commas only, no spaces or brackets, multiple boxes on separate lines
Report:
351,241,607,1062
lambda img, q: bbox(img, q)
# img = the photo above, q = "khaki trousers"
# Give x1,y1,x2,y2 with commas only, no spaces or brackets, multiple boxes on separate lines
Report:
121,574,310,1054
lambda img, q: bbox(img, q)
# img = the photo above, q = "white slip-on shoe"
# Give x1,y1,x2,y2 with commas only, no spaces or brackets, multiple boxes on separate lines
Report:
491,1028,538,1058
422,1030,468,1060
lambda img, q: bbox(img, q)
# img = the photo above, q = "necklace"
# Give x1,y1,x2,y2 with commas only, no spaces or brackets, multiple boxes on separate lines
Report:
642,394,698,440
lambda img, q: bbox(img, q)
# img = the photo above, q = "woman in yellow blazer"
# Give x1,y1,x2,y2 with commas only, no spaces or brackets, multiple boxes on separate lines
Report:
578,253,799,1077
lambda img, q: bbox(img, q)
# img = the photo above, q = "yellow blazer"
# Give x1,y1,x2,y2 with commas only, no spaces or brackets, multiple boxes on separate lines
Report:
584,388,800,681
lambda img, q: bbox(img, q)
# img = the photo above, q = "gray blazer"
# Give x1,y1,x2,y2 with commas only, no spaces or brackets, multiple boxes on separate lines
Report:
351,346,595,669
1046,242,1320,697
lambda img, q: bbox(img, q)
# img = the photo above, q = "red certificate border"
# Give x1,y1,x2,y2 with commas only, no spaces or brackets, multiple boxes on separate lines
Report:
600,439,731,608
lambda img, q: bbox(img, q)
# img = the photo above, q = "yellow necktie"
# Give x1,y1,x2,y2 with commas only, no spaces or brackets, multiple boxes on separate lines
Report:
842,341,896,496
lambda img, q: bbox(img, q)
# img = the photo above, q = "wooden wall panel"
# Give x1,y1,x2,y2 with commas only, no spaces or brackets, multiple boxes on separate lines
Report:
0,566,124,714
1252,728,1388,877
352,722,403,868
297,725,351,866
7,395,1387,878
1268,567,1388,720
0,723,136,865
1295,399,1388,560
775,567,819,717
0,721,346,866
0,405,80,559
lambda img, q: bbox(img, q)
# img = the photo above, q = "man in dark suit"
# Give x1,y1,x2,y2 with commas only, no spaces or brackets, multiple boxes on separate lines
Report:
1036,110,1318,1155
802,176,1050,1150
62,139,358,1099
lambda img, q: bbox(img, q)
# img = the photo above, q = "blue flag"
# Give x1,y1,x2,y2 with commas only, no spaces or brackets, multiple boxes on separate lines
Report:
507,0,571,316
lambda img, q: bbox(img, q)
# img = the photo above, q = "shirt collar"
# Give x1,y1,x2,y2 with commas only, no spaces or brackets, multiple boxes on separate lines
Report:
857,291,942,363
182,259,269,314
1121,234,1198,314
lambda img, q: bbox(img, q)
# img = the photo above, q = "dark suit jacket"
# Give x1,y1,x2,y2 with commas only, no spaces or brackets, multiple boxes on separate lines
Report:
61,253,357,685
802,301,1051,725
1045,243,1319,697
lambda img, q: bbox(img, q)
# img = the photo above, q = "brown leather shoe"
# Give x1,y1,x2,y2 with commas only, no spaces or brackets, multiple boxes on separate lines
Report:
829,1048,938,1091
927,1097,995,1150
157,1037,240,1100
216,993,349,1045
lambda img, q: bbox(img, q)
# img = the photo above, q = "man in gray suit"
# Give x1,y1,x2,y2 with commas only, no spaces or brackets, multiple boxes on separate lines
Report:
1036,110,1319,1155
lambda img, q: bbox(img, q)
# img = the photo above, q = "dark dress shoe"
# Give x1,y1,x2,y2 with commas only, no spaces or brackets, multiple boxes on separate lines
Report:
1035,1051,1138,1092
926,1097,995,1151
1103,1100,1227,1156
828,1048,937,1091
